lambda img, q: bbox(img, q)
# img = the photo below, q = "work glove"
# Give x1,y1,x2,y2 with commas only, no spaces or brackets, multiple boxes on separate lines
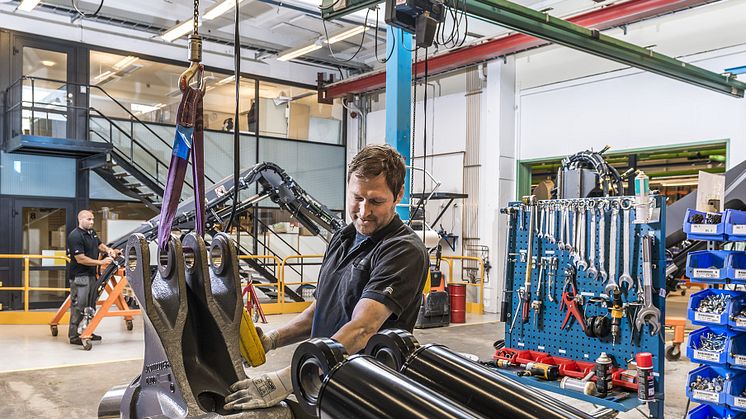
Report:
224,367,293,411
256,327,279,353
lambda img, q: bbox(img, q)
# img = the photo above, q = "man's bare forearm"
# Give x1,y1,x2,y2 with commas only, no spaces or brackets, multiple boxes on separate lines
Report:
331,320,378,355
74,254,105,267
274,301,315,347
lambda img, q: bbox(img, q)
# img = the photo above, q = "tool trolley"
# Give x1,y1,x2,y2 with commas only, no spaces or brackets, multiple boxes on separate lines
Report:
494,195,666,418
685,209,746,417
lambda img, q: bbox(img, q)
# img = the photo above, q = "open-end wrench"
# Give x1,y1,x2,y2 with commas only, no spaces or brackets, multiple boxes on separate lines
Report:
538,204,546,239
604,206,620,295
547,256,558,302
548,204,556,243
564,206,573,251
558,206,567,250
570,204,579,256
618,202,634,291
586,204,598,280
575,205,588,271
598,205,608,283
635,234,661,335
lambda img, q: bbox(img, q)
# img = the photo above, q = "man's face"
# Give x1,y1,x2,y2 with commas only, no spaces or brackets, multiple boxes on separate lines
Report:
79,212,95,230
347,173,402,236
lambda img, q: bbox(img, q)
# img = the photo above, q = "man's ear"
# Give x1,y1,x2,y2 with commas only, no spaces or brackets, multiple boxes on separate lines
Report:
395,186,404,204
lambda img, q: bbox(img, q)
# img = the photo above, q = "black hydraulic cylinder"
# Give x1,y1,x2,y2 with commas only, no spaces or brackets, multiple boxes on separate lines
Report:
366,330,593,419
292,338,482,419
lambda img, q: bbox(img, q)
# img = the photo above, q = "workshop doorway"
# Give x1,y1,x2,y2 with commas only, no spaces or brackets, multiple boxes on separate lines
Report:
6,199,75,310
516,140,728,201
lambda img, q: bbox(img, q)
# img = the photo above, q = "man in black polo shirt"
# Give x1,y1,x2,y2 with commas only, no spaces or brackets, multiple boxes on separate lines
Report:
67,210,118,345
225,145,429,411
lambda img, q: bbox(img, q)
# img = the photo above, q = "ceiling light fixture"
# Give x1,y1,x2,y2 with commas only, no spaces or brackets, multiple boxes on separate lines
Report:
113,56,139,70
326,26,366,44
216,75,236,85
92,70,114,84
162,18,201,42
204,0,244,20
277,43,322,62
40,60,56,67
17,0,41,12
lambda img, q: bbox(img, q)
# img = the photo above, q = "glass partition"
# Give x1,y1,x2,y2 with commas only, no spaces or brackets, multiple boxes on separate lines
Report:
89,51,256,131
258,82,343,144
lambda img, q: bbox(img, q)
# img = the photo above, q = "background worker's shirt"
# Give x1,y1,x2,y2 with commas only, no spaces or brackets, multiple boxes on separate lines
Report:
311,215,429,339
67,227,102,278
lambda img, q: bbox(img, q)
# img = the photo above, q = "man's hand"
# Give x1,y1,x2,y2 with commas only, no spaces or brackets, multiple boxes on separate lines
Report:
99,256,114,266
224,367,292,411
256,327,279,353
107,248,120,258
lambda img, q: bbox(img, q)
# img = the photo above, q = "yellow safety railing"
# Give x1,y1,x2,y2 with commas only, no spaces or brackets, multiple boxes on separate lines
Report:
0,254,70,312
280,254,324,307
239,254,323,314
441,255,485,314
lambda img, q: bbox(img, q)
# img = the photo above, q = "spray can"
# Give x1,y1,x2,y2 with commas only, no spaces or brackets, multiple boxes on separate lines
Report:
636,352,655,402
595,352,613,396
634,171,650,223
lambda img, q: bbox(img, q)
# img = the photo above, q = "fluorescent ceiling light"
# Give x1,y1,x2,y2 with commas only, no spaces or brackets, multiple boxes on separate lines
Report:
204,0,244,20
216,75,235,85
277,44,322,61
162,18,201,42
131,103,163,114
113,56,139,70
326,26,366,44
92,70,114,84
17,0,41,12
40,60,55,67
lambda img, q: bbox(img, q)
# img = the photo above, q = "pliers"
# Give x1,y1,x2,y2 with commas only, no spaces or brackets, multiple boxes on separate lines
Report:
560,269,586,333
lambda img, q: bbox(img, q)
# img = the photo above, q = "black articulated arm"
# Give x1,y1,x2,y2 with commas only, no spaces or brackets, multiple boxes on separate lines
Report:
109,162,344,249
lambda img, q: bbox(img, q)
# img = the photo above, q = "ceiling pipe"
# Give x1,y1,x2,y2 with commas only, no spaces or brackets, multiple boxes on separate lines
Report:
321,0,721,98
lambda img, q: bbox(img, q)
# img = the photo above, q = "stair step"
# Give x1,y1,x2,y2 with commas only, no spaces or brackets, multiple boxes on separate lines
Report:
123,182,144,189
114,172,131,179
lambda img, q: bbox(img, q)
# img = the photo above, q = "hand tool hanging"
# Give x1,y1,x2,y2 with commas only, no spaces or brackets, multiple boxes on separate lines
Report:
157,0,206,250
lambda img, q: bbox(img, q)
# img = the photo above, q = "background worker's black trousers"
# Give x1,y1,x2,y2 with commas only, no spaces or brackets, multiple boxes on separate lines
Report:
68,275,94,339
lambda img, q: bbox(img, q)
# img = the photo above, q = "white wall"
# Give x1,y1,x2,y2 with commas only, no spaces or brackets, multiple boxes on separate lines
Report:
518,44,746,166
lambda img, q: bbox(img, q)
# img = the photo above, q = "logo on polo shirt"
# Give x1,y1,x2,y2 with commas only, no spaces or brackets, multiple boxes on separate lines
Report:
384,286,394,295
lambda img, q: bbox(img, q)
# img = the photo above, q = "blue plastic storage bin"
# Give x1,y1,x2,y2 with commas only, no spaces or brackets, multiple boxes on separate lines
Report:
688,289,743,328
684,208,727,241
726,209,746,241
687,365,743,405
729,334,746,370
687,327,746,367
730,299,746,332
688,403,746,419
728,374,746,412
729,252,746,284
687,250,731,283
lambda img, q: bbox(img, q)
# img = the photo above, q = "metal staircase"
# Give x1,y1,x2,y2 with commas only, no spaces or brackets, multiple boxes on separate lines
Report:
4,76,341,303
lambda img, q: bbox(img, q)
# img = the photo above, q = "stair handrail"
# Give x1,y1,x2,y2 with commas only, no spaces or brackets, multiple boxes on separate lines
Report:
5,75,216,186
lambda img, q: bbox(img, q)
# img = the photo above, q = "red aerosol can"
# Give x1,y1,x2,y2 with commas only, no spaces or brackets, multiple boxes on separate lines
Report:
636,352,655,401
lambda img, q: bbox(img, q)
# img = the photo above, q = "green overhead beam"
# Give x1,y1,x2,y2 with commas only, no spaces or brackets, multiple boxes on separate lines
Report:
322,0,746,97
462,0,745,97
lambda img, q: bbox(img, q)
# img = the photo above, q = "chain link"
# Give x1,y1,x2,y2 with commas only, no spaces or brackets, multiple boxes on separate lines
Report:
193,0,200,36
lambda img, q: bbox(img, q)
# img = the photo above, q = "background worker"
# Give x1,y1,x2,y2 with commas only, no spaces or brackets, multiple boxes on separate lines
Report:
225,144,430,410
66,210,118,345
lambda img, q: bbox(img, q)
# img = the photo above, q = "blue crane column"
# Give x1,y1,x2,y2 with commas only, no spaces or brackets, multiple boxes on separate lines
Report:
385,27,413,221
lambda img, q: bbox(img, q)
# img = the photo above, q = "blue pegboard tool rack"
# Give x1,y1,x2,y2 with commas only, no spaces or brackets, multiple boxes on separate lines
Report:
499,195,666,418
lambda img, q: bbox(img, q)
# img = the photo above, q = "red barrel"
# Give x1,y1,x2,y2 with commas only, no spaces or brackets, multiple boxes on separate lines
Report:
448,283,466,324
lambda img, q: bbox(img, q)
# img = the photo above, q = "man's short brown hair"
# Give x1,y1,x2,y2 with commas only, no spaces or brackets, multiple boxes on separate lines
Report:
347,145,406,197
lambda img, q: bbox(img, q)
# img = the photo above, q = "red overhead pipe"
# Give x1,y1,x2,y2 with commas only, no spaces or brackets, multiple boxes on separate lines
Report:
322,0,717,98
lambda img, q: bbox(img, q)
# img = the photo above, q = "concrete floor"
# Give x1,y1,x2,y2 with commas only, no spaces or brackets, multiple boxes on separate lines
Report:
0,296,698,418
